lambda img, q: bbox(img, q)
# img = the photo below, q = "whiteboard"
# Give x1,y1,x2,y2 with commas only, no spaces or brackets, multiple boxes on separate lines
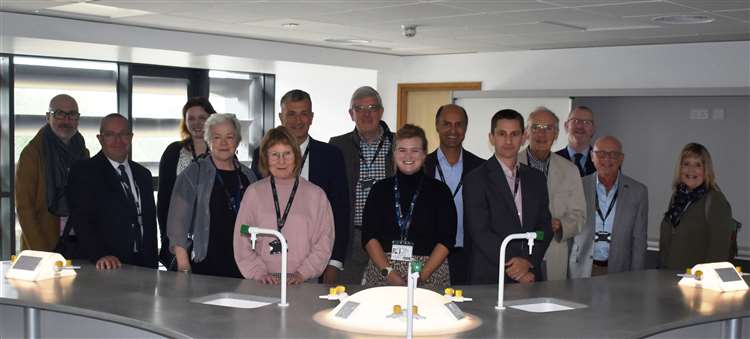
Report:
453,97,572,159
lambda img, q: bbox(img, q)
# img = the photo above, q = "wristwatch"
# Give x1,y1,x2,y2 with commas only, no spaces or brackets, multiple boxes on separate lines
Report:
380,266,393,277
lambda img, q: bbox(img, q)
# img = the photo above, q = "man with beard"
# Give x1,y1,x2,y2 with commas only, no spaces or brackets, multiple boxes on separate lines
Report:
16,94,89,251
556,106,596,177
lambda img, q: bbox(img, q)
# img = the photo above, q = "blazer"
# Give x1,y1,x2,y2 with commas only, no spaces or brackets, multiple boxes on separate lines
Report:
329,120,395,231
569,173,648,278
556,146,596,177
463,156,553,284
252,137,350,264
519,150,585,280
67,152,158,268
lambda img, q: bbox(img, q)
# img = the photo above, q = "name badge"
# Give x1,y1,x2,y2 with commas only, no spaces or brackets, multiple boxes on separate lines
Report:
360,178,375,190
391,240,413,262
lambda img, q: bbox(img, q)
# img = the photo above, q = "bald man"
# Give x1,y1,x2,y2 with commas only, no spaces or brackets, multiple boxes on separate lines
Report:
569,136,648,278
519,107,585,280
16,94,89,252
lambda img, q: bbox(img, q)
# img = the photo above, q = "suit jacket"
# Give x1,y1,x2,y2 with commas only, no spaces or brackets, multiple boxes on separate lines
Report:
329,120,395,231
252,137,350,264
463,156,553,284
556,146,596,177
569,173,648,278
67,152,158,268
519,150,585,280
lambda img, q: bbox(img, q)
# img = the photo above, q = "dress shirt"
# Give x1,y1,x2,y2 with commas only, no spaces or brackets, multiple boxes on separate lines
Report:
435,148,465,247
496,157,523,225
299,136,310,180
566,145,589,170
106,156,143,252
594,173,620,261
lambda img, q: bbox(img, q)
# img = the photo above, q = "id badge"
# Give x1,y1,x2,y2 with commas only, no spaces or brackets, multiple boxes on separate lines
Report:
391,240,414,262
269,239,284,255
361,178,375,190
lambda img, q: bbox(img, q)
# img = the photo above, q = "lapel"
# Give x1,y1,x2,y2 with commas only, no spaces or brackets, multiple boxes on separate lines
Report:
486,157,522,227
610,175,629,243
307,137,320,184
519,165,533,230
424,151,438,179
96,153,135,210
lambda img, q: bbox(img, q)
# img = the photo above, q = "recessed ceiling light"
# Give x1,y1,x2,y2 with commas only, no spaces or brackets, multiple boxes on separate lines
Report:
14,56,117,71
282,23,299,30
652,15,715,25
47,2,151,18
324,38,371,44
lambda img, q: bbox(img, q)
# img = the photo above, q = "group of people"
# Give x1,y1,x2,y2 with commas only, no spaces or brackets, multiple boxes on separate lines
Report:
16,88,737,291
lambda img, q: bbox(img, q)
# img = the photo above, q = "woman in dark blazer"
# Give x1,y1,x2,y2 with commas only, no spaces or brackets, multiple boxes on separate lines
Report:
156,97,215,267
659,143,735,270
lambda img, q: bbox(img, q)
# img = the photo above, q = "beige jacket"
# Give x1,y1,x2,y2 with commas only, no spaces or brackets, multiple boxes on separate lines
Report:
519,150,586,280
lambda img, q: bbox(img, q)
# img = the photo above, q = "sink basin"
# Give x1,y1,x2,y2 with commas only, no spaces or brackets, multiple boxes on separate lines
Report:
504,298,587,313
191,293,278,309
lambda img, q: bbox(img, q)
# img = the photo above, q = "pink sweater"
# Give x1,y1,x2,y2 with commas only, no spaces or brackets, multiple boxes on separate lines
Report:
233,176,334,281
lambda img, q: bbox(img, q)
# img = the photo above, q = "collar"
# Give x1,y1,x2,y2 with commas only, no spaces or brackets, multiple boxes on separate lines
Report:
525,147,551,163
356,125,384,145
567,144,591,159
106,156,130,172
495,155,519,178
437,147,463,167
300,136,310,152
595,171,621,193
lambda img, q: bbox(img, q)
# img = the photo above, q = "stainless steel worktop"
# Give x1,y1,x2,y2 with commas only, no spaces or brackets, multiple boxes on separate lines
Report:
2,261,749,338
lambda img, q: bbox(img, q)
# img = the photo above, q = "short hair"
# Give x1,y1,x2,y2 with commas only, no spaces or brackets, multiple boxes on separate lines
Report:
99,113,128,133
349,86,382,108
394,123,428,153
48,94,78,112
280,89,311,109
435,104,468,126
204,113,243,148
529,106,560,131
568,105,593,119
180,97,217,142
257,126,302,177
490,109,524,134
671,142,718,191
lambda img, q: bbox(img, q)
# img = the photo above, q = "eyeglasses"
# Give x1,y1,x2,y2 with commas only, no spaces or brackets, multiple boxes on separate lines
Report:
351,104,382,113
100,132,133,140
594,150,623,159
269,151,293,161
568,118,593,126
48,109,80,121
529,123,556,133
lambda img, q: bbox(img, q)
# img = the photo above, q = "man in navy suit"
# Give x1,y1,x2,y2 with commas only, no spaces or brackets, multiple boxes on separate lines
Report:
423,104,483,286
464,109,552,284
252,89,350,284
556,105,596,176
67,114,158,269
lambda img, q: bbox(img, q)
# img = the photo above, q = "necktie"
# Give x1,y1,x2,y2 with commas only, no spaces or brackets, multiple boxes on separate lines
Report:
574,153,585,176
118,164,142,253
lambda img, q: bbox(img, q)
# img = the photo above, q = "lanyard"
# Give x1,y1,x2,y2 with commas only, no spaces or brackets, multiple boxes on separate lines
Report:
393,176,422,241
118,164,142,217
512,173,520,199
271,175,300,231
435,163,462,198
353,131,387,169
211,157,245,214
595,187,619,224
299,144,311,172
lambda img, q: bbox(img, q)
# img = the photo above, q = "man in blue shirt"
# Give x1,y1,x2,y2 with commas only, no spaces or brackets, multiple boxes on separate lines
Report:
424,104,484,285
556,106,596,176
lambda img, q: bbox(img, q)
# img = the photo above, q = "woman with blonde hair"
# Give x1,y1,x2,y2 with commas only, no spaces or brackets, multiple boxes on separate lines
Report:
659,142,735,269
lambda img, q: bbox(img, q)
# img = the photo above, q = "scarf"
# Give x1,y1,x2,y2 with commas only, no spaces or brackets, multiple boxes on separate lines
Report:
665,183,707,227
41,124,87,216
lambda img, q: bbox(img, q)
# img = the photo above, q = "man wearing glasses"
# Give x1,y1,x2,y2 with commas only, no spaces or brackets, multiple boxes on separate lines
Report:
330,86,394,284
518,107,585,281
556,106,596,176
16,94,89,252
569,136,648,277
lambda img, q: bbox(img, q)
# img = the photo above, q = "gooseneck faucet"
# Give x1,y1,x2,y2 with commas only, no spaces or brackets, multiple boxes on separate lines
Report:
496,231,543,310
241,225,289,307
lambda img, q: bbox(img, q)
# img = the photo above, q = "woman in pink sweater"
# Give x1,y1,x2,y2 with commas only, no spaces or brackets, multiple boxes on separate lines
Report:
234,127,334,284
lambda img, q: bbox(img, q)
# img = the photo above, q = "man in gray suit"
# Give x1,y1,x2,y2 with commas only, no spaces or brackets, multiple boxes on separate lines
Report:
569,136,648,277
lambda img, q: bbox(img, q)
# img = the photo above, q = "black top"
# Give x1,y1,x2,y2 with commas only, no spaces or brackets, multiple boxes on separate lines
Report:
190,169,249,278
361,170,457,256
156,141,184,266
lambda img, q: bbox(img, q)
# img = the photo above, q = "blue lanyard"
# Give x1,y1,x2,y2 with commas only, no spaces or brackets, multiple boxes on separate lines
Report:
393,176,422,241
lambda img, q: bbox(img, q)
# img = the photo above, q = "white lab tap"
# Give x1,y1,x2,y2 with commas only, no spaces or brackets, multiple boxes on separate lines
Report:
406,261,421,339
496,231,542,310
241,225,289,307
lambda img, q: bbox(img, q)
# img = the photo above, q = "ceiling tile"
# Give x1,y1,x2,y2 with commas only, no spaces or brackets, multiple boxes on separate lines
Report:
434,0,562,13
630,14,750,34
541,0,661,7
308,2,475,26
575,1,698,17
667,0,750,11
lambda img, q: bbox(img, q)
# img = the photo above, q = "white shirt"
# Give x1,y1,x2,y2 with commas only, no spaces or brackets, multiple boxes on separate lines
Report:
106,157,143,252
300,136,310,180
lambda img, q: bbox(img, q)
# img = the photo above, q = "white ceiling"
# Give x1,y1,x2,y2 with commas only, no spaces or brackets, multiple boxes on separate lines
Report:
1,0,748,56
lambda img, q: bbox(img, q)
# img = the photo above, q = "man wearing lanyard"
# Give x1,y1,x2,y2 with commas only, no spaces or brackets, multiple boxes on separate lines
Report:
67,114,158,269
330,86,395,284
464,109,552,284
556,106,596,177
423,104,483,285
518,107,585,280
252,90,349,284
569,136,648,278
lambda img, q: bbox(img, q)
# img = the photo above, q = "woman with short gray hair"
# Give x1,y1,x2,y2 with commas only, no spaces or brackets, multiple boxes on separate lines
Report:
167,113,256,277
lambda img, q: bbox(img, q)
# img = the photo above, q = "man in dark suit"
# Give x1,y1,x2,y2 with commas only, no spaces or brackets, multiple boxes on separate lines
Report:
252,89,350,284
423,104,483,286
68,113,158,269
464,109,552,284
556,105,596,176
330,86,394,284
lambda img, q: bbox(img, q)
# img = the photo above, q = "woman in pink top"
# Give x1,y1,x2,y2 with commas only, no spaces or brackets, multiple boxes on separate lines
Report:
234,127,334,284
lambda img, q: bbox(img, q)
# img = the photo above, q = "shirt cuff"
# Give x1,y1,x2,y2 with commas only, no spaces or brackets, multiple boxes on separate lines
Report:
328,260,344,271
